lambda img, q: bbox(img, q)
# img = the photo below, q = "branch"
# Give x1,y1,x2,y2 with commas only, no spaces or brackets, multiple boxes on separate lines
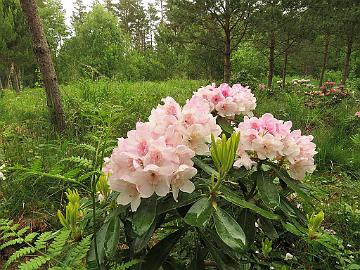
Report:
206,5,226,30
274,39,296,59
231,20,249,51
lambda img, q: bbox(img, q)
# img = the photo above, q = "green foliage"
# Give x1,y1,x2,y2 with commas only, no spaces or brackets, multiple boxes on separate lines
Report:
57,189,83,240
210,132,240,182
1,80,360,269
0,219,91,269
59,4,128,81
114,259,142,270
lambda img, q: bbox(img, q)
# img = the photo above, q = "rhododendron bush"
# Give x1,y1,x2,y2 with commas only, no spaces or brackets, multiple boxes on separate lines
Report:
95,83,317,269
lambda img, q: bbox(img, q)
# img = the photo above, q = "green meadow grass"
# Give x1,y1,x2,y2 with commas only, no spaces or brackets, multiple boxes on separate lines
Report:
0,80,359,241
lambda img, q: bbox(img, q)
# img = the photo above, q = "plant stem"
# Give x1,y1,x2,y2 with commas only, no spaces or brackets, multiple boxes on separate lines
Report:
91,173,101,269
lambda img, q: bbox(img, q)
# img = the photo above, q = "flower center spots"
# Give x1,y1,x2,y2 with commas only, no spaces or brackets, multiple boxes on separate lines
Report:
137,141,148,156
150,151,162,165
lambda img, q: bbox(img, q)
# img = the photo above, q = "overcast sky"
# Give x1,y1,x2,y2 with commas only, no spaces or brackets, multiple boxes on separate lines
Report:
61,0,155,25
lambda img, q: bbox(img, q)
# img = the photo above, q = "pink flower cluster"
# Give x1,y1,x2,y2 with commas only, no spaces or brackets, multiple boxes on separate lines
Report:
192,83,256,118
234,113,317,180
355,111,360,118
103,96,221,211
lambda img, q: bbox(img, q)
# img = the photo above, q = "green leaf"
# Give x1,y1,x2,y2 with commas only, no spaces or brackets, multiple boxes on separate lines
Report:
133,219,157,254
157,192,202,215
105,216,121,258
282,222,304,237
213,208,246,250
272,166,312,201
200,230,243,270
256,171,280,209
141,229,184,270
220,189,280,220
87,221,110,269
184,198,212,227
279,195,307,224
217,117,234,135
192,157,218,177
238,209,255,246
258,217,278,240
187,246,207,270
133,196,157,236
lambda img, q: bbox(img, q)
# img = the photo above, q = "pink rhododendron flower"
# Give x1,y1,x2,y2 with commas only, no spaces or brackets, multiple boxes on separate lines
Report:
235,113,316,180
355,111,360,117
108,179,141,212
104,83,317,212
103,94,223,211
171,165,197,201
192,83,256,118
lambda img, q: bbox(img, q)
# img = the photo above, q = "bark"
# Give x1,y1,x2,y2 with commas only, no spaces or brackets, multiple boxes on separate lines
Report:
267,32,275,88
282,50,288,90
341,35,353,86
20,0,66,132
9,63,20,93
223,30,231,83
319,35,330,87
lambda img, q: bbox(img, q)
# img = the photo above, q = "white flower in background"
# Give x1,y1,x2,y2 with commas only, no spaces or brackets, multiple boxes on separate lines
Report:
0,164,5,180
284,253,294,260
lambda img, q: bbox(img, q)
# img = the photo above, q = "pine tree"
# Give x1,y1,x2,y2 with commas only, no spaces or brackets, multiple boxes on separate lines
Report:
71,0,86,27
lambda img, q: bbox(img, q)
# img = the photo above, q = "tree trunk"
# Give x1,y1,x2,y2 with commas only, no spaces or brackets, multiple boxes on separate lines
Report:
282,49,288,90
223,30,231,83
20,0,66,132
267,32,275,88
10,63,20,93
319,35,330,87
341,35,353,86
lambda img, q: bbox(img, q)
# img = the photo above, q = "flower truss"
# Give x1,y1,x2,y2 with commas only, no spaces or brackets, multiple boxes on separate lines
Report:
103,83,316,211
234,113,316,180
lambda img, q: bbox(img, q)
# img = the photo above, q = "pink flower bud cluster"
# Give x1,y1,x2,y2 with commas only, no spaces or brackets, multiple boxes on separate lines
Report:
192,83,256,118
103,96,221,211
234,113,317,180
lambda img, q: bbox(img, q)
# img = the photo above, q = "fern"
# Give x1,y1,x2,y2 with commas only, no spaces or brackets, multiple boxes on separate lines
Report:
47,230,70,256
63,234,92,266
5,247,37,268
18,255,51,270
351,133,360,147
114,259,142,270
62,156,93,169
0,219,92,269
75,143,97,154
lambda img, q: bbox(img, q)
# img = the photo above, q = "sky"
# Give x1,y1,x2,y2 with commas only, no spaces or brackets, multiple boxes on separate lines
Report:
61,0,155,25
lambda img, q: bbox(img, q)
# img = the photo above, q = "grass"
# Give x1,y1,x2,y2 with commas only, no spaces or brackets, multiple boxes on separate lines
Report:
0,79,359,248
0,79,205,221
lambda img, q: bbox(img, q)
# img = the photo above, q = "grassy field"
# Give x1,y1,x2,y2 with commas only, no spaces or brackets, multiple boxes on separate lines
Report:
0,79,360,267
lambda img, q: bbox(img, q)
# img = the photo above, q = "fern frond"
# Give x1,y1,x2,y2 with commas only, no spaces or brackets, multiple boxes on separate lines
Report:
17,226,30,237
0,219,13,232
115,259,142,270
18,255,50,270
0,237,24,250
75,143,96,153
47,230,70,257
34,231,55,249
62,156,93,169
30,159,42,172
64,234,92,266
25,232,39,242
1,231,17,240
351,134,360,146
4,246,36,269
